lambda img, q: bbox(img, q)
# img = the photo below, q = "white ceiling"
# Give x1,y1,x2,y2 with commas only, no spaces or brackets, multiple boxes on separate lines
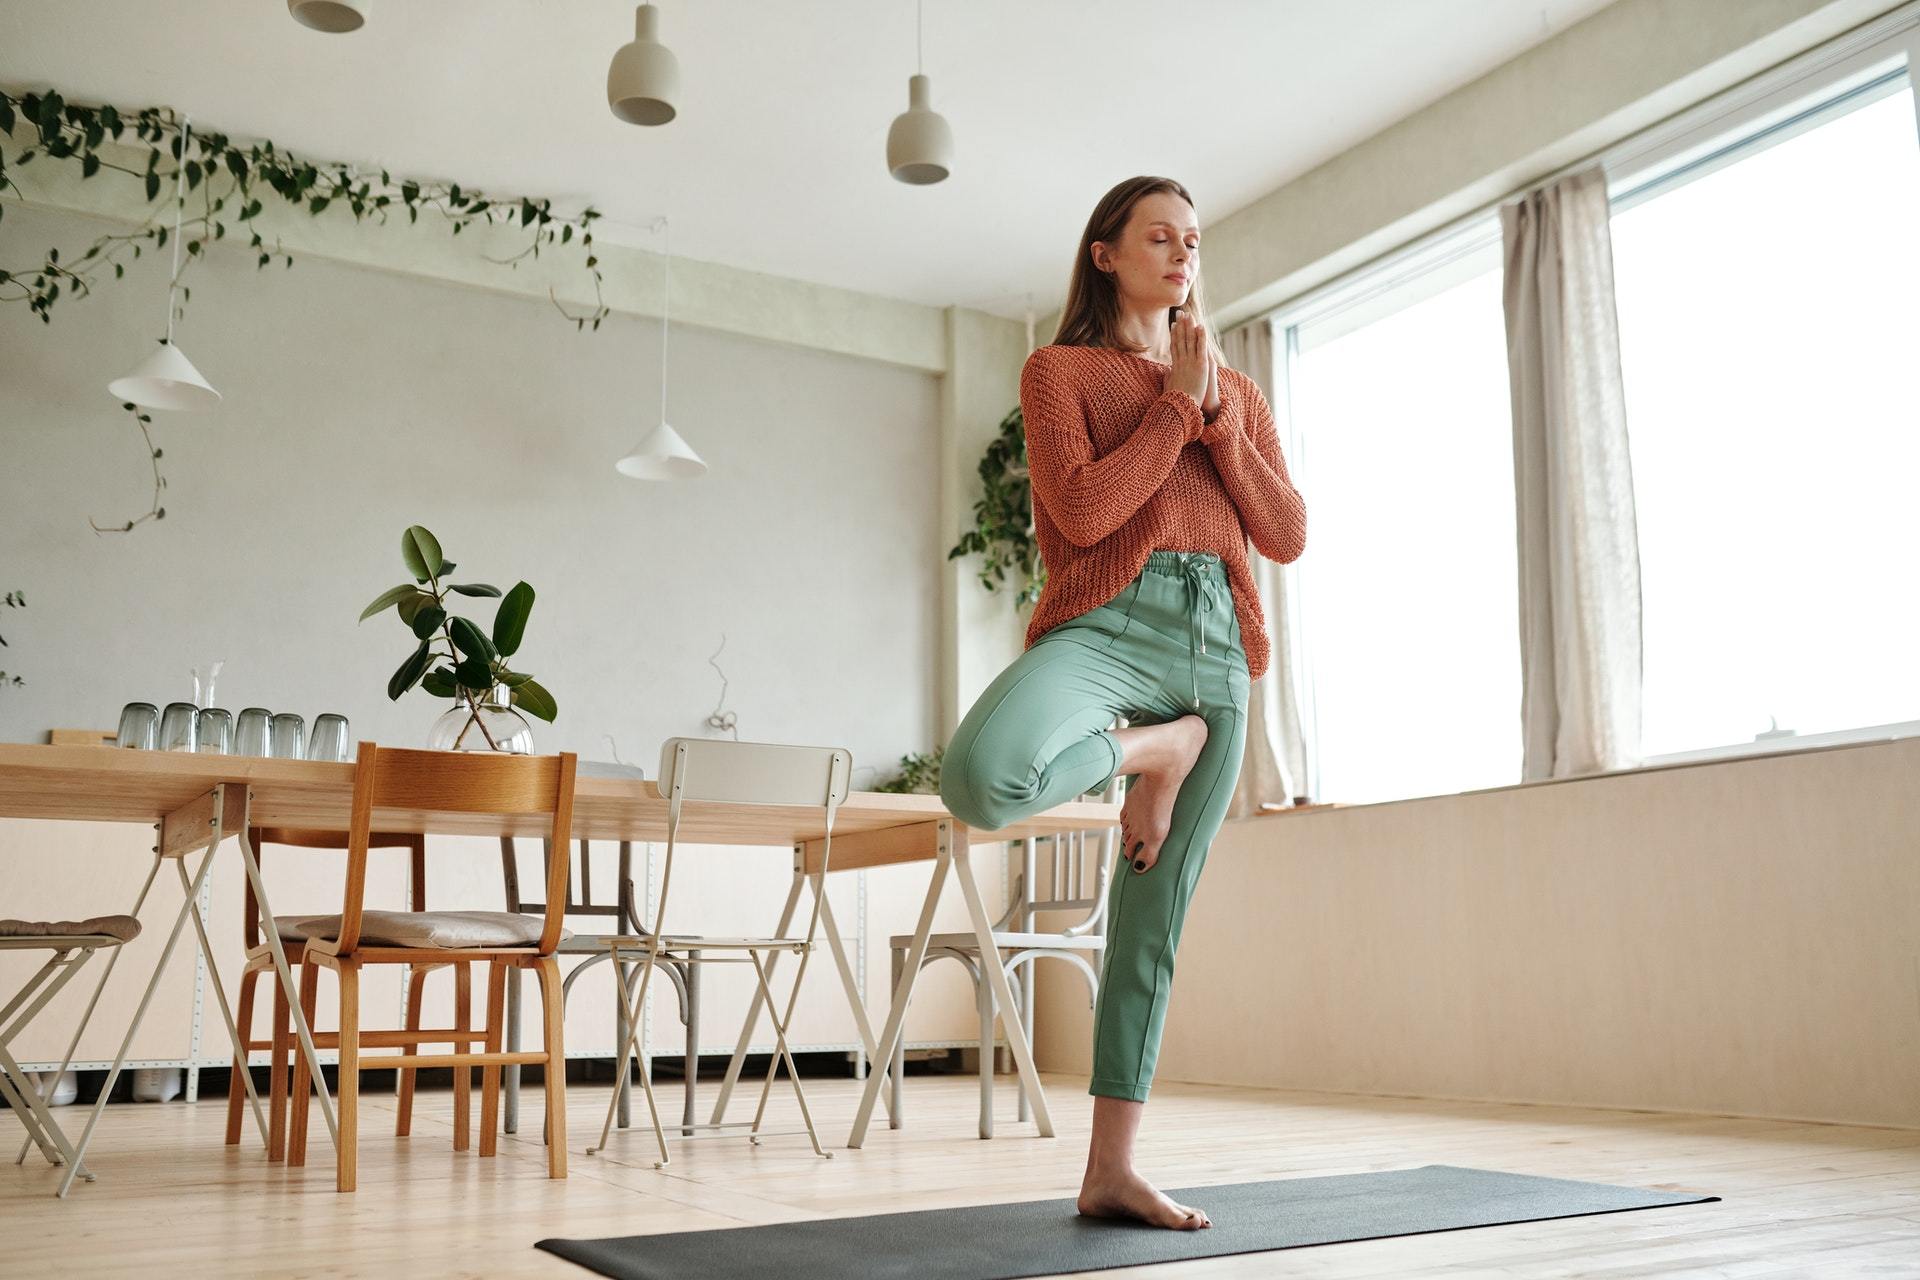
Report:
1,0,1619,319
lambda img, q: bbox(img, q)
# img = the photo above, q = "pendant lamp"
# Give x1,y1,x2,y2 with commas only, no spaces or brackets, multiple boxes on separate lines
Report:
287,0,368,32
887,0,952,184
617,217,706,480
608,4,680,126
108,116,221,412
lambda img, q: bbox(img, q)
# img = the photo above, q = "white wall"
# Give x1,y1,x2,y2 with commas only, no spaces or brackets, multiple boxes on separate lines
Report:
0,202,942,782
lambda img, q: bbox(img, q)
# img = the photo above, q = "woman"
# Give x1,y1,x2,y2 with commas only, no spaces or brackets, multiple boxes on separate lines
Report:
939,176,1307,1230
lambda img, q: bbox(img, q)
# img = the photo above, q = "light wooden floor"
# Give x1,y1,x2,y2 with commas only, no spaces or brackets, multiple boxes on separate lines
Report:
3,1072,1918,1278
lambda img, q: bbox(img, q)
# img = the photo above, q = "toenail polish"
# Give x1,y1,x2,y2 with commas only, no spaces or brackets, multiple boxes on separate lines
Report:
1133,859,1146,872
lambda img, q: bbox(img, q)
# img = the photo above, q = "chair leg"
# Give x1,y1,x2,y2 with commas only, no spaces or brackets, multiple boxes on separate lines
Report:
535,958,567,1178
335,963,359,1194
681,955,700,1137
480,962,506,1158
504,965,522,1135
224,966,260,1146
452,962,471,1153
749,950,828,1159
288,960,320,1169
889,947,904,1130
268,971,291,1162
396,963,427,1138
977,958,994,1140
591,947,668,1166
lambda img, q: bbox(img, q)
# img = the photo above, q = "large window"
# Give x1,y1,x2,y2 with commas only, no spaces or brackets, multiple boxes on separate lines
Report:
1279,243,1521,807
1610,76,1920,759
1268,24,1920,807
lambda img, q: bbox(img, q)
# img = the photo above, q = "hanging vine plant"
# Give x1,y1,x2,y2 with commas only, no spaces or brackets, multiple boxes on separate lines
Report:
946,403,1045,609
0,89,611,329
0,87,616,535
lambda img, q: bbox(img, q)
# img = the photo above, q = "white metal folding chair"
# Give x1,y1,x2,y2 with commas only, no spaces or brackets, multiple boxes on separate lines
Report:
589,737,850,1168
0,917,142,1194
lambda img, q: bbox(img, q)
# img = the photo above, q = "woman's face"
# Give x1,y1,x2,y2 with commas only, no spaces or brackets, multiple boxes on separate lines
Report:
1091,190,1200,312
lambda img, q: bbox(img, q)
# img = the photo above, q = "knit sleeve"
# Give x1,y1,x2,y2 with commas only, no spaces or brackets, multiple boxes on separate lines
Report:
1022,350,1205,548
1198,371,1307,564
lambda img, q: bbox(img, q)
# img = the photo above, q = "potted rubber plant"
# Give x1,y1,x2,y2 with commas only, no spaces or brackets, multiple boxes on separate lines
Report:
360,526,556,752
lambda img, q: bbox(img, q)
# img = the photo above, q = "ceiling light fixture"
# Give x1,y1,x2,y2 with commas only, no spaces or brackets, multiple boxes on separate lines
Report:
608,3,681,126
887,0,952,184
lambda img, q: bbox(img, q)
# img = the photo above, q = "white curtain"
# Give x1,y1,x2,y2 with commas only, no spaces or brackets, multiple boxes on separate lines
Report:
1221,318,1310,816
1500,165,1644,779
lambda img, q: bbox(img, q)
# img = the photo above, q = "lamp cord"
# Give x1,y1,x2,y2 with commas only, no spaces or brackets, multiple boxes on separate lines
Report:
917,0,924,75
658,214,670,428
166,115,190,344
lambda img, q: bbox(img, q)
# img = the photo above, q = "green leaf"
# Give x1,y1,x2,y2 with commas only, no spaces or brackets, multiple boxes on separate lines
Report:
447,583,501,598
359,583,417,622
493,581,534,657
400,525,443,581
0,98,14,134
510,678,557,723
454,656,492,691
409,605,447,639
497,670,534,688
145,169,159,201
421,667,458,698
449,615,497,663
436,560,456,577
387,642,432,701
395,590,438,627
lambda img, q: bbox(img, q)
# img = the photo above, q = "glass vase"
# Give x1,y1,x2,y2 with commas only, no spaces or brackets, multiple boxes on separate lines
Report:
428,686,534,754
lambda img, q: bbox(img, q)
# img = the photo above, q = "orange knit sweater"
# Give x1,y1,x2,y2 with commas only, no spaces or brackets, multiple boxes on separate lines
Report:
1020,344,1307,683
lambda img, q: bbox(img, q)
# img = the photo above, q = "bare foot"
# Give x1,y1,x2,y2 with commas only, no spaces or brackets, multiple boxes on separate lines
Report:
1078,1166,1212,1230
1120,714,1208,873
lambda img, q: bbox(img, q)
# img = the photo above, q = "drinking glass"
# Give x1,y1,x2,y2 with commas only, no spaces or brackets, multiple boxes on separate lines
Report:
158,702,199,753
268,712,306,760
196,707,233,755
307,714,351,763
233,708,273,757
115,702,159,750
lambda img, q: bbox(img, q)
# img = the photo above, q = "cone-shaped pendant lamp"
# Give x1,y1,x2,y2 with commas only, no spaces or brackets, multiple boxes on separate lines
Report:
109,116,221,412
608,4,680,126
617,216,706,480
287,0,368,32
107,342,220,411
887,0,952,184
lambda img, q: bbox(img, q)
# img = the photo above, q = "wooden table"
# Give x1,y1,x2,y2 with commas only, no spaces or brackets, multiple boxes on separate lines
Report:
0,744,1123,1155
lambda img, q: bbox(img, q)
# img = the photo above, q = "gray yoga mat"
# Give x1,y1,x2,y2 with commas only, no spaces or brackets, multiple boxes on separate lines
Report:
537,1162,1720,1280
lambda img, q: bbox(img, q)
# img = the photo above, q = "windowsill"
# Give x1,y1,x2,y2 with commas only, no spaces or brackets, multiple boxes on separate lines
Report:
1233,718,1920,820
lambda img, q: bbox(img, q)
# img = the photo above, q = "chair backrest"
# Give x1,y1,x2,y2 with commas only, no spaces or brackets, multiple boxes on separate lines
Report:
335,742,578,955
243,826,427,950
500,837,642,935
649,737,851,946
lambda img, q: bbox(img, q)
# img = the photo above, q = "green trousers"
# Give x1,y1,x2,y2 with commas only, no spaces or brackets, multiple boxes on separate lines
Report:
939,550,1250,1102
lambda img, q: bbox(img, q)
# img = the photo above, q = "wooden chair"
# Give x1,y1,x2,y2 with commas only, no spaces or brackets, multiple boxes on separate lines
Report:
589,737,850,1168
287,743,578,1192
223,826,443,1163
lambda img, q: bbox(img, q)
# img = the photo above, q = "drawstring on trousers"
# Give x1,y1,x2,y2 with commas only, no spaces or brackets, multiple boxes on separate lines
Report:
1175,553,1222,711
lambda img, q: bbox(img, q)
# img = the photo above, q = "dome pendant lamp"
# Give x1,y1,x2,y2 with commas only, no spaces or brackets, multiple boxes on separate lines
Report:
887,0,952,184
108,115,221,412
608,4,681,126
617,216,706,480
287,0,368,33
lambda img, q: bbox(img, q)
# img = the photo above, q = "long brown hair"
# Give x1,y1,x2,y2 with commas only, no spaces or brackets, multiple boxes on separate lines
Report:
1054,176,1223,363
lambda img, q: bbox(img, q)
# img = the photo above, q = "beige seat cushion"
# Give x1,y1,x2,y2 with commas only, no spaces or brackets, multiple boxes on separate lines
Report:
288,910,569,950
0,915,142,944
